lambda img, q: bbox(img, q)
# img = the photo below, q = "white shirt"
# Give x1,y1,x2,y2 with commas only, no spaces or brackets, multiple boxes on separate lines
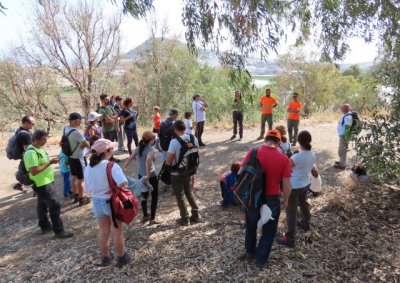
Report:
167,134,199,166
84,160,127,199
337,113,353,136
291,150,316,189
192,101,206,122
278,141,291,154
185,119,193,135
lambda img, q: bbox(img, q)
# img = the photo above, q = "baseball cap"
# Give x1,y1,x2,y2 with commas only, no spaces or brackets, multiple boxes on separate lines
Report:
265,129,281,141
87,112,102,122
91,138,118,154
142,131,155,141
169,108,179,116
68,112,83,121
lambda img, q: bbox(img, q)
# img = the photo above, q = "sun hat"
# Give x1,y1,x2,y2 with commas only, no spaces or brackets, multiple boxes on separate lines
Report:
142,131,155,141
265,129,281,141
87,112,102,122
91,139,118,154
68,112,83,121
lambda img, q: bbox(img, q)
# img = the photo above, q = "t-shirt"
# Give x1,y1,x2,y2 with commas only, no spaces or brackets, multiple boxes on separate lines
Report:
192,101,206,122
278,141,291,154
121,108,137,130
135,145,156,177
288,101,302,120
185,119,193,135
242,146,291,195
153,113,161,130
98,106,116,133
167,134,199,166
58,151,70,173
337,113,353,136
260,96,278,115
291,150,316,189
84,160,127,199
24,145,54,187
15,127,32,155
64,126,86,159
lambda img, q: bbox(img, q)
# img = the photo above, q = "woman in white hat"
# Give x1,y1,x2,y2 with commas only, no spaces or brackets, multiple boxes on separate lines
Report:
84,139,131,268
86,112,103,145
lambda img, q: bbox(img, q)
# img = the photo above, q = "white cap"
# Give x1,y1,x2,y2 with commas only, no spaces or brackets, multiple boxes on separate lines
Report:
88,112,102,122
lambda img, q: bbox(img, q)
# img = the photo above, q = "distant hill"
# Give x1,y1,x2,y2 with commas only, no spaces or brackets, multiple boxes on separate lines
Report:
123,38,372,76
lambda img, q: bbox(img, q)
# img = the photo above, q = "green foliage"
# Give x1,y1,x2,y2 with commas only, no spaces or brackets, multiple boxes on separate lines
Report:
342,65,363,80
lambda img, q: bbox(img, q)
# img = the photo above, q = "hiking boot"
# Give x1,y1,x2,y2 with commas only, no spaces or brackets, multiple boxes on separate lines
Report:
256,136,264,141
190,215,202,224
238,252,255,261
141,216,151,224
73,194,79,204
41,227,53,234
333,164,346,170
95,255,114,267
79,197,91,206
55,231,74,239
230,135,236,140
115,252,131,268
13,183,24,191
275,235,294,248
176,218,190,226
149,219,161,225
199,142,206,147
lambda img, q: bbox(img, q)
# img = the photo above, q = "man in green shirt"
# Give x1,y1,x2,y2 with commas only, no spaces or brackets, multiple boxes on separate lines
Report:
230,90,245,141
24,130,73,239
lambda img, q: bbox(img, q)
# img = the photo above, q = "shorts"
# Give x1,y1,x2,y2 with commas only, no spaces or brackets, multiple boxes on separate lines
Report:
68,158,85,180
92,198,112,220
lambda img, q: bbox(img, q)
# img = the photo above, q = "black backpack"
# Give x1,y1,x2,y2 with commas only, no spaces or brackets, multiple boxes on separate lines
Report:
342,112,362,136
60,128,79,157
171,135,200,177
6,129,28,160
233,148,265,212
159,119,175,151
16,148,43,186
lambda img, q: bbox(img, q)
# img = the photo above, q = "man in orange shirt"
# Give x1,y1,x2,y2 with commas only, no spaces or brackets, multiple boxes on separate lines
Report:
257,89,279,140
287,93,302,145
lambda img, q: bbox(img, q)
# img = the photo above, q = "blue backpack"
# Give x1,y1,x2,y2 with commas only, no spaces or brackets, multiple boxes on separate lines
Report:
233,148,265,212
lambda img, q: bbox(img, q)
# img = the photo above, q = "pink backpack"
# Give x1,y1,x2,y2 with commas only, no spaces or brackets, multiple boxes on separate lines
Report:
106,162,139,228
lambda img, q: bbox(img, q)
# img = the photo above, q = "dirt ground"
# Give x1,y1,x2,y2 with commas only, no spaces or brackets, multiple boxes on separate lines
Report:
0,121,399,282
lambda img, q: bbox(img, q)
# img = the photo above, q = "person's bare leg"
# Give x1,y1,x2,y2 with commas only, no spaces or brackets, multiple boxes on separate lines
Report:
98,217,112,257
111,220,125,257
77,179,84,198
71,175,78,195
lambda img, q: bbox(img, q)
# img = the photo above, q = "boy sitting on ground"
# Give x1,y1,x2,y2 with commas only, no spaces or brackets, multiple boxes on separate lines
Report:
220,162,241,208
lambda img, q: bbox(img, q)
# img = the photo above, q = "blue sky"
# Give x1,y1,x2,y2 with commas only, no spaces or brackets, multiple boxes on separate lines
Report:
0,0,377,64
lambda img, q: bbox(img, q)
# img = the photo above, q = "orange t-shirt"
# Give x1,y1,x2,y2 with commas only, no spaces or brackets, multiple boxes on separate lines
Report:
260,96,279,114
288,101,302,120
153,113,161,129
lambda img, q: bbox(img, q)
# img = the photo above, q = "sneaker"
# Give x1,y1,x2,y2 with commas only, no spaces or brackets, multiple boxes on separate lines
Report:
333,164,346,170
95,255,114,267
238,137,242,141
13,183,24,191
55,231,74,239
256,136,264,141
79,197,91,206
115,252,131,268
41,227,53,234
141,216,151,224
275,235,295,248
297,221,310,231
199,142,206,147
230,135,236,140
73,194,79,204
149,220,161,225
238,253,255,261
63,195,69,199
176,218,190,226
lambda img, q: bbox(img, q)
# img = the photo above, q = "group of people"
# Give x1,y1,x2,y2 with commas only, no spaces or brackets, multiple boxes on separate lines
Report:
8,88,357,269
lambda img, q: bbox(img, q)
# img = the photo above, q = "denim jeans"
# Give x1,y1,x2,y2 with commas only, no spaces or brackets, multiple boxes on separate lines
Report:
61,171,72,197
32,182,64,234
125,127,139,155
245,197,280,266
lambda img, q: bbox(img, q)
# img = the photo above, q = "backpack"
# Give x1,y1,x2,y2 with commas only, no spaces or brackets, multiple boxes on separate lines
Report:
159,118,175,151
158,161,171,185
171,135,200,177
106,162,139,228
233,148,265,212
6,129,28,160
16,148,43,186
342,112,362,136
60,128,79,157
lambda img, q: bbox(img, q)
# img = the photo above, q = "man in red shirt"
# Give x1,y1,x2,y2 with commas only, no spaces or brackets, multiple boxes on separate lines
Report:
241,130,292,269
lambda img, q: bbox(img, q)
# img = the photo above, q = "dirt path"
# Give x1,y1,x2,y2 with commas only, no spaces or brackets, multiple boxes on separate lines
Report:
0,122,399,282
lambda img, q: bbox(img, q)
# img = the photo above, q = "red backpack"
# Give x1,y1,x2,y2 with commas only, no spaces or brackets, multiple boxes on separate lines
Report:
106,162,139,228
